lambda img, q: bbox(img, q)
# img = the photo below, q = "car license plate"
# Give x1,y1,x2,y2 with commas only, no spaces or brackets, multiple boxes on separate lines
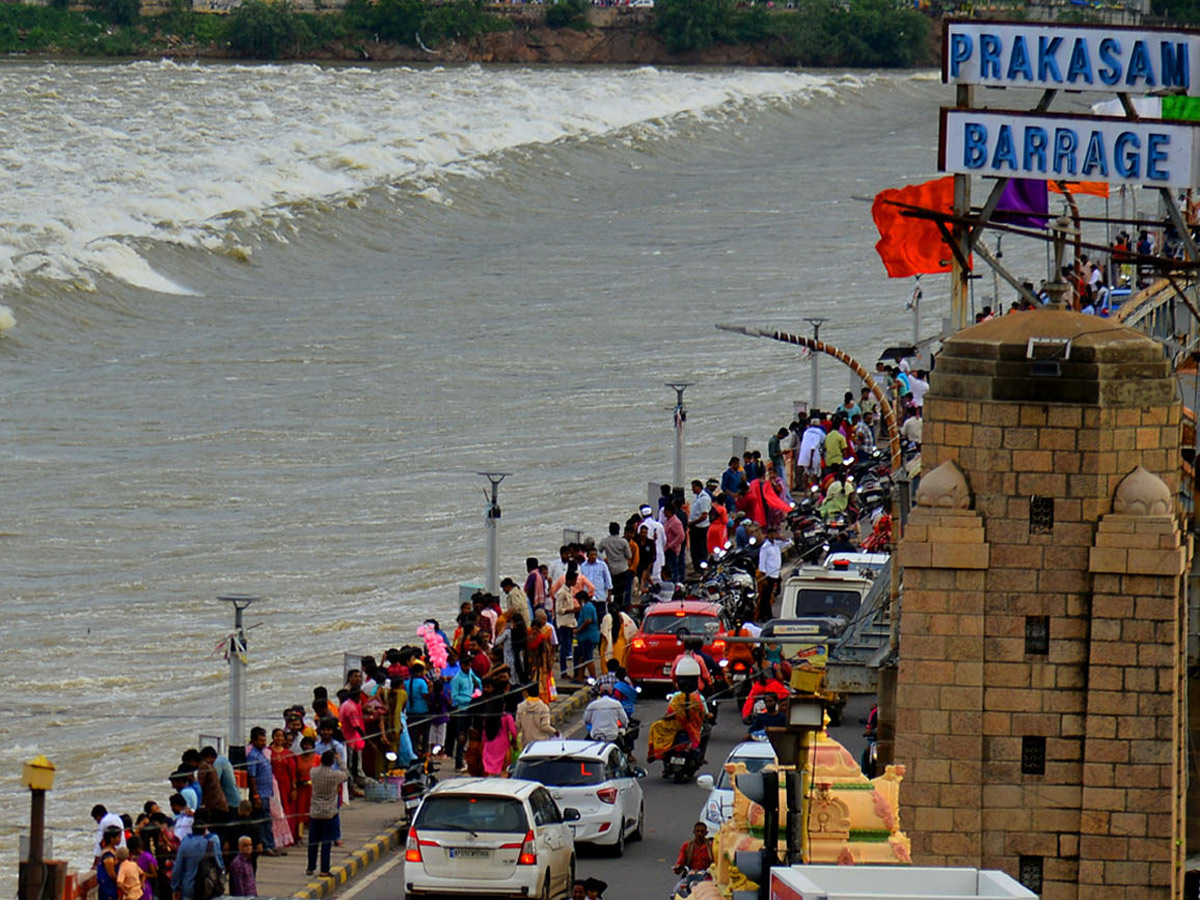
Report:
448,847,490,860
662,665,672,675
669,756,687,765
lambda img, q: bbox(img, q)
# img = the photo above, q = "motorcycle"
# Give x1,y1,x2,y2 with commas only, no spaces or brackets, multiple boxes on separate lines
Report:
719,657,753,704
400,745,440,819
661,734,705,784
658,694,713,784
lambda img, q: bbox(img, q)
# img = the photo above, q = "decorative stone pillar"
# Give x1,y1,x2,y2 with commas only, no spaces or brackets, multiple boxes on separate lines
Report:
1084,467,1187,899
895,460,989,866
892,309,1186,900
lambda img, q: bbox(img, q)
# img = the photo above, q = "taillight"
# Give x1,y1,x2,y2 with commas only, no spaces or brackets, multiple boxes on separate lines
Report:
518,829,537,866
597,787,618,804
631,637,647,650
711,639,726,653
405,827,438,862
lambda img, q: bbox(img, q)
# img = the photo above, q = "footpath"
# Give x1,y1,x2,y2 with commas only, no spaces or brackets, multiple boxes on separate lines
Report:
254,684,592,899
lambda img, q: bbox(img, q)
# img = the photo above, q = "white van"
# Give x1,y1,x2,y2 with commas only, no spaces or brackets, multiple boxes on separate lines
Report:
779,564,876,628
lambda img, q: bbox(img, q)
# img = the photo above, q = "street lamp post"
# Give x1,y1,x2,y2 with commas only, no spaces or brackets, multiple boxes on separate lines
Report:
478,472,510,596
20,755,55,900
218,595,259,751
803,318,827,409
665,383,691,490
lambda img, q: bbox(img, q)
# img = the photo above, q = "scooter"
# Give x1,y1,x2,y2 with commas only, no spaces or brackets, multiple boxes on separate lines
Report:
661,733,705,784
719,658,753,704
400,745,440,819
671,868,714,898
658,695,713,783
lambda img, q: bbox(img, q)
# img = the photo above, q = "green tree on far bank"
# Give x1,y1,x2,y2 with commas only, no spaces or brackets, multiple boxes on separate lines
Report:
771,0,928,67
226,0,307,57
344,0,505,46
99,0,140,25
654,0,736,52
545,0,589,30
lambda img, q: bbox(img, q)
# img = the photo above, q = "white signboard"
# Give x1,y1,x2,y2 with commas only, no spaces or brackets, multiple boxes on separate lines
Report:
938,108,1200,188
944,21,1200,94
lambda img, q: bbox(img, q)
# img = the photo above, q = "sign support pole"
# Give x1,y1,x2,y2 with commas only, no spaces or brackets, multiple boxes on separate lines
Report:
951,84,973,332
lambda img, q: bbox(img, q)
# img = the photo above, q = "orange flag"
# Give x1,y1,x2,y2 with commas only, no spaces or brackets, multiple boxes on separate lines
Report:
1050,181,1109,198
872,176,960,278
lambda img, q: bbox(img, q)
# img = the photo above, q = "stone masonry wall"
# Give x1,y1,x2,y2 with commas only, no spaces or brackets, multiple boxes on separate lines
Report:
895,394,1184,900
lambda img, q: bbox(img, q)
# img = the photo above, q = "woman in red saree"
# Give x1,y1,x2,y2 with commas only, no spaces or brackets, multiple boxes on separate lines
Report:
269,729,297,846
293,737,315,841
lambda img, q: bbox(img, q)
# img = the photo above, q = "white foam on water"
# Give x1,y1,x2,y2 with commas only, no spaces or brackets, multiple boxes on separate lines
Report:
0,61,891,293
0,304,14,333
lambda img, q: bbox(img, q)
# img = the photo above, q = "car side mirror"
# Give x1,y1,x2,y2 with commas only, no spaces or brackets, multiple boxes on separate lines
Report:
633,767,648,779
695,774,714,790
562,807,582,822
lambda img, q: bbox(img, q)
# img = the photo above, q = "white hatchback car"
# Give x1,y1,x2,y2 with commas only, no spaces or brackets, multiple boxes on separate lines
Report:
512,739,646,856
695,740,777,837
404,777,579,900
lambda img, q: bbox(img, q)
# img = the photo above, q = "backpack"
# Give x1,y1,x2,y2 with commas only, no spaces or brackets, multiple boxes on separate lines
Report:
194,839,224,900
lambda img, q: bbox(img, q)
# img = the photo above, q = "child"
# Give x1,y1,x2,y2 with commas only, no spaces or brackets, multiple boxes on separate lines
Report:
428,674,450,754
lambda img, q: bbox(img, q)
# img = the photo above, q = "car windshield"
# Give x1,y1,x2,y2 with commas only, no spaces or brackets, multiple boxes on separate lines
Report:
714,754,774,790
415,795,528,833
794,589,861,619
642,613,715,636
511,758,605,786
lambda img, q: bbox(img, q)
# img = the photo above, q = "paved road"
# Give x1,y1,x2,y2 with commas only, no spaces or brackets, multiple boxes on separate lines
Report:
345,692,874,900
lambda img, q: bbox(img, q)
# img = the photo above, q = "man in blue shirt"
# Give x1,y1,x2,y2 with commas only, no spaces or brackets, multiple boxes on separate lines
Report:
573,593,600,682
407,661,431,754
171,810,223,900
170,770,201,814
579,544,613,607
449,664,482,772
721,457,746,502
244,727,276,852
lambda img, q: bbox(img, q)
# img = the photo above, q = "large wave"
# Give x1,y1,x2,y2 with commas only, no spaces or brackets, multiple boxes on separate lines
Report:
0,61,902,296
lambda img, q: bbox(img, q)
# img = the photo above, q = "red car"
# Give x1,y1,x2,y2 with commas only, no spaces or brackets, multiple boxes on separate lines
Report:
626,599,728,685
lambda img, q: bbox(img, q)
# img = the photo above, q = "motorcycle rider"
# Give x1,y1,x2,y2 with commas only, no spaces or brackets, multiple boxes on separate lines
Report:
647,658,710,765
583,685,629,746
670,636,712,691
744,691,787,739
740,663,790,720
826,530,857,555
672,822,714,891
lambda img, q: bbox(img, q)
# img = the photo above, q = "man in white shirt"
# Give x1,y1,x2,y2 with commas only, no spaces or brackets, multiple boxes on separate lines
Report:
639,505,666,584
756,528,793,622
547,545,571,587
583,685,629,744
901,408,923,447
687,480,712,575
796,419,826,487
908,370,930,409
91,804,126,862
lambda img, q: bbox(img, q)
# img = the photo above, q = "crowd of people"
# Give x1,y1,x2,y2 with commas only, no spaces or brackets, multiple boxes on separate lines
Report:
85,386,921,899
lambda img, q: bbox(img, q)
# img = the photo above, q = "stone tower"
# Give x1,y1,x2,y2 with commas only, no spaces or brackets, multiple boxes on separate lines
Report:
894,309,1188,900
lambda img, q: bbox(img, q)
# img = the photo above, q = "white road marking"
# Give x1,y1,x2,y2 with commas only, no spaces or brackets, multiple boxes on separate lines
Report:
333,852,404,900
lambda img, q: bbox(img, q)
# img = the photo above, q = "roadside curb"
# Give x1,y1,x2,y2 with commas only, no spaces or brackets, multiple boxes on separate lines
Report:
551,687,591,726
291,817,408,899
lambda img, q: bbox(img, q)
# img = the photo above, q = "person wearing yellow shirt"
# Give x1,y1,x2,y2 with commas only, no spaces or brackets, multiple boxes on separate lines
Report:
823,421,848,471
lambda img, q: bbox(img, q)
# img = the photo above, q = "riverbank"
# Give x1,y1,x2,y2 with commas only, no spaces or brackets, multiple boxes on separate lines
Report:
0,1,935,66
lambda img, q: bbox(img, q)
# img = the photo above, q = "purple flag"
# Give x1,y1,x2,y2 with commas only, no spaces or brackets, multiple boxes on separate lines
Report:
994,179,1048,229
